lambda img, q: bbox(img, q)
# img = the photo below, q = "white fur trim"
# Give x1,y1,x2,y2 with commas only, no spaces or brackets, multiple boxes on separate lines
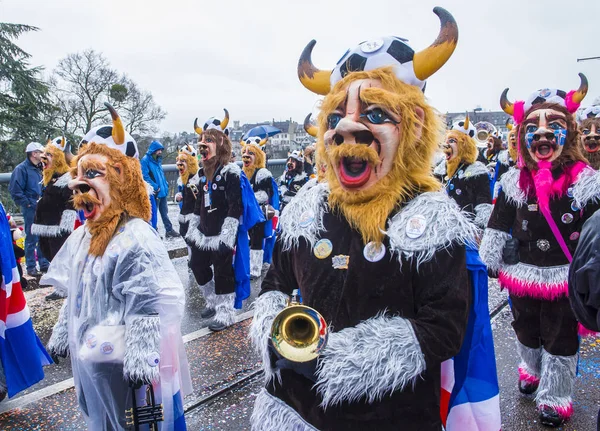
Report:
178,212,196,225
249,291,288,384
31,209,77,237
145,181,154,196
255,190,269,205
459,161,489,179
498,150,511,166
316,314,425,408
213,293,236,326
493,180,502,200
433,160,446,177
222,162,241,178
177,177,183,187
386,192,478,268
535,350,577,410
278,179,328,251
186,216,238,251
251,389,317,431
47,299,70,358
124,315,161,384
54,172,72,188
255,168,273,185
199,280,217,310
250,249,264,278
517,340,542,377
220,217,239,249
189,173,201,185
573,166,600,209
479,228,511,272
499,167,527,207
474,203,493,229
502,262,569,288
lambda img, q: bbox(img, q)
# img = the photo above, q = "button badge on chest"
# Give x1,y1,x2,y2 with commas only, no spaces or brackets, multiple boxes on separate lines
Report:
537,239,550,252
313,239,333,259
406,215,427,239
332,255,350,270
363,241,386,262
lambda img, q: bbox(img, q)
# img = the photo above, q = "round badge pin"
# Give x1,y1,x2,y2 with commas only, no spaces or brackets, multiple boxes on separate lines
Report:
363,241,386,262
203,185,208,192
299,210,315,228
455,189,462,195
539,88,552,98
406,215,427,239
561,213,574,224
100,342,114,355
571,202,580,211
570,232,580,241
566,187,574,198
537,239,550,252
360,39,384,53
313,239,333,259
212,183,217,190
147,352,160,367
85,333,97,349
216,175,222,181
449,184,455,191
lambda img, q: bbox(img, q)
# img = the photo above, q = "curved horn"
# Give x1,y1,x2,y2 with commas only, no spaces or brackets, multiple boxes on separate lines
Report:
297,40,332,95
572,73,588,104
104,103,125,145
194,118,203,135
304,113,318,137
500,88,514,116
259,137,268,147
505,118,513,131
412,7,459,81
220,109,230,130
46,137,52,146
464,113,470,130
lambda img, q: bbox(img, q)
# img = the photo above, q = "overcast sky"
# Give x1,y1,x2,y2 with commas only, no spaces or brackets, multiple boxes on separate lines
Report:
2,0,599,134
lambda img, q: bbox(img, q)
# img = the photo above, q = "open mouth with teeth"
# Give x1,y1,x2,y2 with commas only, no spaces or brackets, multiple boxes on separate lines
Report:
73,185,102,220
584,138,600,153
177,164,185,174
443,146,454,161
530,140,557,160
242,157,252,167
339,157,372,188
199,148,209,161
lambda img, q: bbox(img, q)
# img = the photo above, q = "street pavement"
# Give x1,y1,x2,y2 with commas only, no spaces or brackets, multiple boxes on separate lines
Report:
2,208,599,430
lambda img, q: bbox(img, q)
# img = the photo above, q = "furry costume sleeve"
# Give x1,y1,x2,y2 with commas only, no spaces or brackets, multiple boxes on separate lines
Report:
124,314,161,384
315,246,470,408
47,299,70,358
472,167,493,229
480,190,515,272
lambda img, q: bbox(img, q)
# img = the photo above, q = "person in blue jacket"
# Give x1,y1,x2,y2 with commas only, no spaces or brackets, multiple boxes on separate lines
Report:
8,142,51,276
140,140,180,238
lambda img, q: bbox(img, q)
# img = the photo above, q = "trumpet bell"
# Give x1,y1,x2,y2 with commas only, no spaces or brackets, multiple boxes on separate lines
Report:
271,304,328,363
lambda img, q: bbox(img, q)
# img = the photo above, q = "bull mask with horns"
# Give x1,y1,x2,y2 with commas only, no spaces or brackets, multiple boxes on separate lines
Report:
194,109,230,137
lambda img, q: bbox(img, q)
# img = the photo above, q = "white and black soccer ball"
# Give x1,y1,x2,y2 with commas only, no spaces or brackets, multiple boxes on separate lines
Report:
577,105,600,123
79,125,139,158
288,150,303,162
179,143,197,158
48,136,68,151
523,88,568,113
203,117,223,131
244,136,264,147
330,36,425,90
451,119,476,138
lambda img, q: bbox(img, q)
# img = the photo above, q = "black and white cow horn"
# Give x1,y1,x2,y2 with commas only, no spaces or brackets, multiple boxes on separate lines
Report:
194,118,203,135
304,113,318,137
500,88,514,116
412,7,459,81
298,40,332,96
571,73,588,104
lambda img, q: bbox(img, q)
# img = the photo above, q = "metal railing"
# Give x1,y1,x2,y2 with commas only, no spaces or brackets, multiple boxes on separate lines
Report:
0,159,288,214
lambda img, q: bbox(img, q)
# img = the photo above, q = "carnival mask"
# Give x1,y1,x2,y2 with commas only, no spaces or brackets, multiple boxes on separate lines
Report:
522,108,568,163
323,78,402,191
176,157,188,175
242,146,256,168
443,136,458,161
41,151,54,171
287,158,299,172
580,122,600,153
198,135,217,162
70,154,114,221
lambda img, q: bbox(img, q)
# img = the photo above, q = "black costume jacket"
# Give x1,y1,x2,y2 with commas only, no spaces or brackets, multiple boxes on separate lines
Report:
481,165,600,300
250,179,474,431
186,163,243,251
434,160,492,229
31,172,76,261
177,169,200,238
250,168,274,206
279,171,308,209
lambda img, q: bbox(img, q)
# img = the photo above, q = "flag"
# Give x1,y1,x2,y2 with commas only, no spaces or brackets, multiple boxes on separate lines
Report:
0,203,52,397
440,245,501,430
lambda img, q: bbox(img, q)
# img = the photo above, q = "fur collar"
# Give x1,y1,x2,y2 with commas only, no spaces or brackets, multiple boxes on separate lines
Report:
432,161,488,180
499,167,527,206
53,172,72,188
222,162,241,178
498,150,511,166
279,179,477,267
280,171,307,183
255,168,273,184
573,166,600,209
433,160,446,177
177,171,200,187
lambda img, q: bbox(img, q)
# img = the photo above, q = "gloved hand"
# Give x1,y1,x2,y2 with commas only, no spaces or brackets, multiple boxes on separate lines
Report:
502,238,520,265
128,378,149,390
49,349,67,365
268,342,318,382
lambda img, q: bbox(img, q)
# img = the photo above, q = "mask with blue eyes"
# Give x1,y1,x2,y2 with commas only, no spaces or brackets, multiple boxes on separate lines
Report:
525,128,568,148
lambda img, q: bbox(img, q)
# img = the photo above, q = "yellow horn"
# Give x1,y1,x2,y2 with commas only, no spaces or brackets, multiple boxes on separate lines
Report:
505,118,513,131
259,137,268,147
298,40,332,96
104,103,125,145
221,109,230,130
46,137,52,146
500,88,514,116
412,7,459,81
464,113,470,130
572,73,588,104
304,113,318,137
60,135,66,150
194,118,203,135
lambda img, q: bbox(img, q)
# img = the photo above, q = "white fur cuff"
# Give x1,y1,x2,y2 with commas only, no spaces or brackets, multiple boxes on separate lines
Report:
474,203,493,229
315,314,425,408
47,299,70,358
249,291,289,384
479,228,511,272
251,389,317,431
219,217,239,249
124,315,161,385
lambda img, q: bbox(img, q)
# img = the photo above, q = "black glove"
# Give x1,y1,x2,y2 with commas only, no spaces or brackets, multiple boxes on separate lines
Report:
50,350,67,365
502,238,520,265
268,342,318,382
128,378,149,390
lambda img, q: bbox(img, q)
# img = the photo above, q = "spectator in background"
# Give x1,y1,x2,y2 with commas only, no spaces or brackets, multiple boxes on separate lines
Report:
140,140,180,238
8,142,50,276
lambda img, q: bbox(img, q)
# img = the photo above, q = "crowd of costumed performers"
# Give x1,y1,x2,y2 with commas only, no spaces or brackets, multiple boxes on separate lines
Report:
3,5,600,431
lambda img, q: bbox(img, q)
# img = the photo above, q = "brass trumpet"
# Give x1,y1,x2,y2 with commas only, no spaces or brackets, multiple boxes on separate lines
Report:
270,289,328,363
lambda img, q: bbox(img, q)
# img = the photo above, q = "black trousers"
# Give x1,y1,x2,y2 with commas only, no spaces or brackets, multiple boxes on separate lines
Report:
189,245,235,295
249,222,265,251
510,294,579,356
179,220,190,238
39,235,68,262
